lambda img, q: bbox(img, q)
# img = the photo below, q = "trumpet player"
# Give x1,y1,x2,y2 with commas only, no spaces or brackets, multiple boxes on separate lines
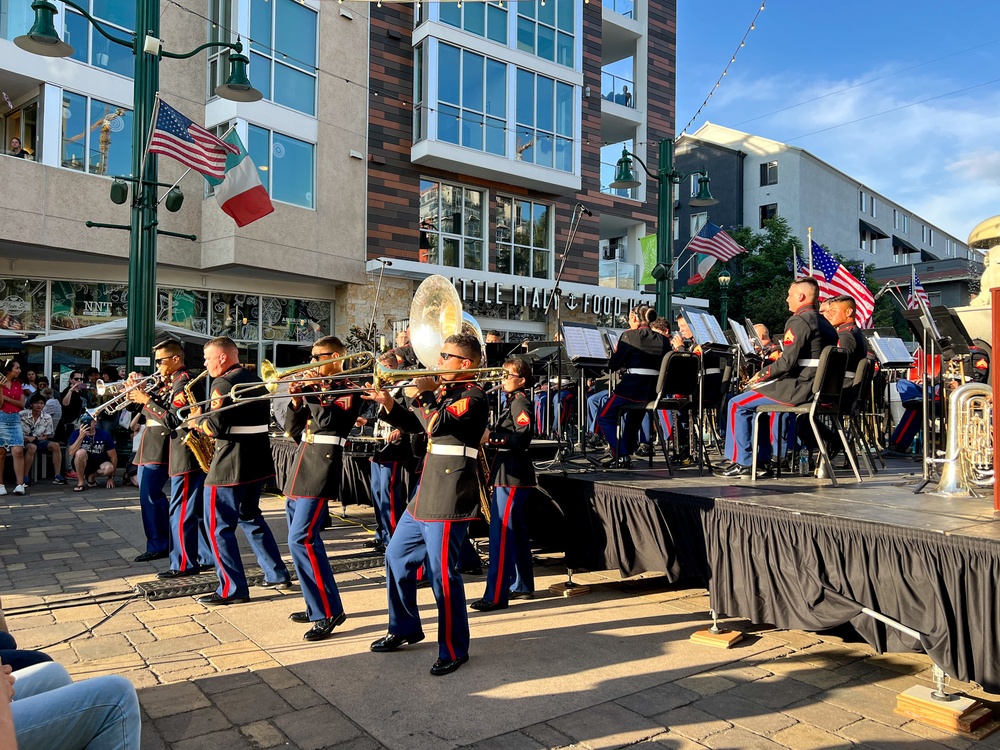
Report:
366,333,488,676
187,337,290,606
471,356,536,612
128,340,214,578
282,336,360,641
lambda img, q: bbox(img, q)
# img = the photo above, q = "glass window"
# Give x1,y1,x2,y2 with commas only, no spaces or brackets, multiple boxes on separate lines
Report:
157,288,209,333
50,281,128,330
241,0,317,115
690,212,707,237
759,203,777,228
436,43,506,156
495,195,552,279
440,1,506,43
760,160,778,186
210,293,260,341
261,297,331,341
0,279,46,332
64,0,135,78
60,91,133,177
516,0,574,67
514,69,572,172
418,179,485,271
247,125,314,209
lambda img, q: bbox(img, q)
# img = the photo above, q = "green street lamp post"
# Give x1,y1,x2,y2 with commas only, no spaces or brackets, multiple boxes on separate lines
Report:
16,0,261,369
718,268,731,330
610,138,717,325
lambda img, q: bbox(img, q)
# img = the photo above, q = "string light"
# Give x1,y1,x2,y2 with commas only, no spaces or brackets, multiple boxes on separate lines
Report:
679,0,766,135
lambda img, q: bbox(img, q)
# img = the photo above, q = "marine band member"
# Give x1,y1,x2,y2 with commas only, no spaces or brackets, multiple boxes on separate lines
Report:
471,357,536,612
187,337,290,605
127,360,171,563
366,333,488,676
282,336,359,641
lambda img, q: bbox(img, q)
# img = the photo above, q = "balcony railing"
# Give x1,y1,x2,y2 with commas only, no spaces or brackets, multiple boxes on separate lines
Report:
601,72,634,108
606,0,634,19
599,260,638,290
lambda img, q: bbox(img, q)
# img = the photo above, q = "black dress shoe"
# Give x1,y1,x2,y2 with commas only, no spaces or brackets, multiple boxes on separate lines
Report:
134,551,169,563
289,611,311,624
257,579,292,590
459,567,484,576
430,654,469,676
371,543,386,556
720,463,751,478
509,591,535,600
303,612,347,642
370,631,426,652
362,539,382,548
199,564,216,572
470,599,508,612
197,593,249,606
156,568,199,580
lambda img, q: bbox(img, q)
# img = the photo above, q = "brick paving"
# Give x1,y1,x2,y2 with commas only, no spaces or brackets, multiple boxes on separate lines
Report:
3,481,999,750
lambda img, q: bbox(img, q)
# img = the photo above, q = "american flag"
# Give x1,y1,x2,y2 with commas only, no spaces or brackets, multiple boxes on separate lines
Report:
682,221,745,261
801,241,875,326
907,267,930,310
148,98,238,179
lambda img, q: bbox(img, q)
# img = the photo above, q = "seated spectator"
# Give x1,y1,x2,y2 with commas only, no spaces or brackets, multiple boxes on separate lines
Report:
39,387,62,430
67,414,117,492
21,394,65,485
0,595,51,672
0,360,27,496
9,661,140,749
21,369,38,398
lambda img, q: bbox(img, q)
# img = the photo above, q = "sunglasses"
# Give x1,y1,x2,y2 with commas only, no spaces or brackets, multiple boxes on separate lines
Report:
310,353,337,361
439,352,466,361
71,377,84,381
502,371,520,379
154,356,176,365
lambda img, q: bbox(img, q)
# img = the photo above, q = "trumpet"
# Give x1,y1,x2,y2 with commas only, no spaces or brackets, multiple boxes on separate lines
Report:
371,362,506,391
86,373,162,419
230,352,374,398
95,378,130,397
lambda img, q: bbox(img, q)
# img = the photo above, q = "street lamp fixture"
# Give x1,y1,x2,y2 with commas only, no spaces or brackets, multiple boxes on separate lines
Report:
609,139,718,324
717,268,731,330
15,0,262,367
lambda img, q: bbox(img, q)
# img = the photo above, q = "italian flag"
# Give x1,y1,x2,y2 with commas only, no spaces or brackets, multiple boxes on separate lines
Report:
204,130,274,227
687,253,717,286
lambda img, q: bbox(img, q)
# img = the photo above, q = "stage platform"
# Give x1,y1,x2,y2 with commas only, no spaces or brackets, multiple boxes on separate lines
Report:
536,457,1000,694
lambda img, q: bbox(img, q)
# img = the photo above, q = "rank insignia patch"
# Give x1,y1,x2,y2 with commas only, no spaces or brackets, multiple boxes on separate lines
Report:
515,411,531,426
445,398,470,417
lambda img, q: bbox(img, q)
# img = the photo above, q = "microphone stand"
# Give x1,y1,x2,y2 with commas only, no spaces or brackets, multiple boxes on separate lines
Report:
366,260,391,350
542,204,587,464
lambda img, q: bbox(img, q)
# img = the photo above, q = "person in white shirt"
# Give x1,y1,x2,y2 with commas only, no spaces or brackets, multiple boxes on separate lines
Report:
20,395,65,484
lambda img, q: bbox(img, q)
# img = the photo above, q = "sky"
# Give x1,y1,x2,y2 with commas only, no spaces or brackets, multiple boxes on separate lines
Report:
675,0,1000,242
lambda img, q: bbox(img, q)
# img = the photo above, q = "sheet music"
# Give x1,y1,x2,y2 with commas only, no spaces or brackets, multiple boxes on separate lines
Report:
561,322,608,360
679,308,713,347
602,327,627,352
704,314,727,345
729,319,755,355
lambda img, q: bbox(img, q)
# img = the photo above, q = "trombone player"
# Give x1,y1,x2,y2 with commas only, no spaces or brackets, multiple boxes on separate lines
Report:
282,336,360,641
365,333,489,676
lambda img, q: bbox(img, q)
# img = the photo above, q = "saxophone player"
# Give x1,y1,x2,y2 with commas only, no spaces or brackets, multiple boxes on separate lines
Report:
128,339,214,578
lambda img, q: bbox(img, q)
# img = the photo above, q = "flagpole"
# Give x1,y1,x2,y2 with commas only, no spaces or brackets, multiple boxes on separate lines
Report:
807,227,814,276
154,123,238,207
138,93,161,188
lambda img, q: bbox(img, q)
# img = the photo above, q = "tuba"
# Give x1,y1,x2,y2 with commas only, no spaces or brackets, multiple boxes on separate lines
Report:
180,370,215,474
934,382,993,497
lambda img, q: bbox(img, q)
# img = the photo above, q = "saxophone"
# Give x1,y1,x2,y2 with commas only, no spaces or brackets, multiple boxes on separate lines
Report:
180,370,215,474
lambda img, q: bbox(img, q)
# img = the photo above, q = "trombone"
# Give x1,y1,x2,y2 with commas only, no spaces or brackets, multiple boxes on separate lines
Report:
229,351,374,398
371,362,506,390
86,373,161,419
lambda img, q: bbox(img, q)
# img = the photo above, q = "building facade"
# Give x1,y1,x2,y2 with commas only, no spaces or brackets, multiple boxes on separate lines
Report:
354,0,690,346
673,123,983,301
0,0,368,380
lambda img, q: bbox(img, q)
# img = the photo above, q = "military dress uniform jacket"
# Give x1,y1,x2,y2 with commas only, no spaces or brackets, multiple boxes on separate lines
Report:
382,380,488,521
837,323,869,374
486,389,535,488
608,325,668,402
969,347,991,383
140,369,206,476
199,365,275,487
752,304,839,405
135,379,173,465
283,379,362,500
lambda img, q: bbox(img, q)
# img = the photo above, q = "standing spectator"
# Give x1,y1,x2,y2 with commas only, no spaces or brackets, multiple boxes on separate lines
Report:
0,360,27,495
21,394,65,484
95,365,122,437
622,84,632,107
58,371,88,442
67,414,117,492
21,369,38,398
8,137,28,158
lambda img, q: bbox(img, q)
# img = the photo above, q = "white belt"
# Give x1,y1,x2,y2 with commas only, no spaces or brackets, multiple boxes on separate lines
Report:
797,359,819,367
305,434,346,446
227,425,268,435
625,368,658,376
844,373,855,382
704,368,721,375
428,444,478,459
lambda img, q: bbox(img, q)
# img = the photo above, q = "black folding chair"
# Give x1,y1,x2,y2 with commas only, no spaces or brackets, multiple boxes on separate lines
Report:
842,357,877,477
750,346,860,487
618,351,700,473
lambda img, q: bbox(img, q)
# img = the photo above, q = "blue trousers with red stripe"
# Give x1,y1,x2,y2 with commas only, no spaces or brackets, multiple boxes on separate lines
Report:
168,471,213,573
138,463,170,555
384,510,471,661
205,482,289,600
724,389,786,467
371,461,408,545
595,392,645,458
890,405,921,450
286,496,344,622
481,486,533,605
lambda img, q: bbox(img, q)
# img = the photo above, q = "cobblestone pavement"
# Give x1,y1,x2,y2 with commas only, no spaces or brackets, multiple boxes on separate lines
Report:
2,481,998,750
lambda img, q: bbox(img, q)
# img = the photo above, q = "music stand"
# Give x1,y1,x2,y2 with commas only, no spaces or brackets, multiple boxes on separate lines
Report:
561,322,610,459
